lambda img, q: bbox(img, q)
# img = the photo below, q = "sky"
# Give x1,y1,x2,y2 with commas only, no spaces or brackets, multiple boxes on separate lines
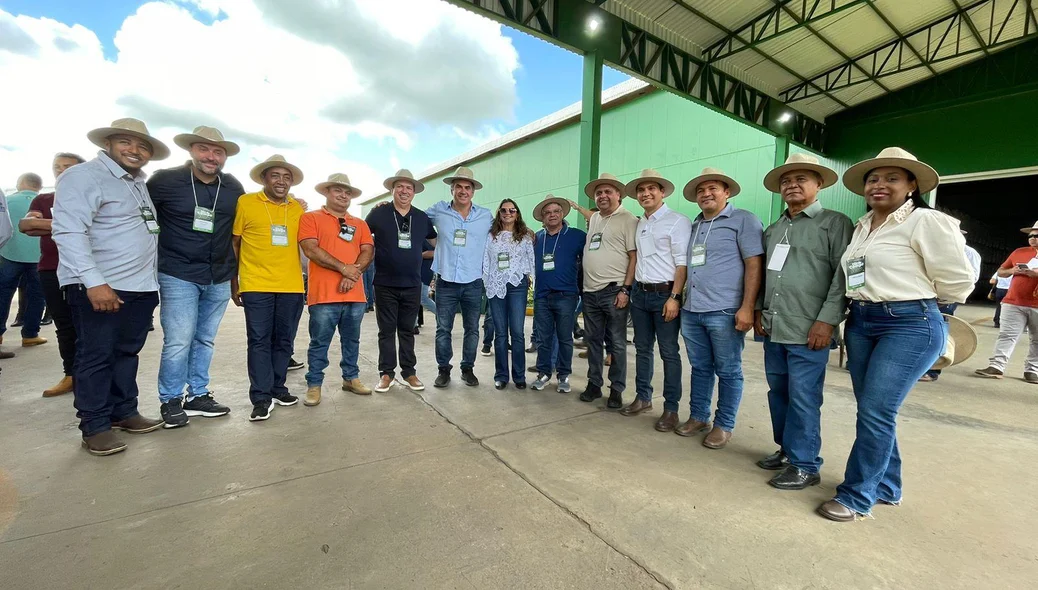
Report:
0,0,628,210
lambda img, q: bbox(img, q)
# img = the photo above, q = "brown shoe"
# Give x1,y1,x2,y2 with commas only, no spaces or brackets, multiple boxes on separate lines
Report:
578,350,588,359
1024,371,1038,384
702,426,732,449
304,385,322,406
0,349,13,359
81,430,127,456
342,378,372,395
373,375,394,393
110,414,163,434
654,411,679,432
604,354,612,366
22,336,48,347
402,375,425,391
43,375,74,397
817,500,857,522
675,418,710,437
974,366,1004,379
619,398,653,416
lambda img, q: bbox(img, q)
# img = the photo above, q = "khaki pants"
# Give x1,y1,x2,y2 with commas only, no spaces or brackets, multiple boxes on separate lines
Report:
987,303,1038,374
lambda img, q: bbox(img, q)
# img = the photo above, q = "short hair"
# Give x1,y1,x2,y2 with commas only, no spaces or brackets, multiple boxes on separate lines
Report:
17,172,43,190
54,152,86,164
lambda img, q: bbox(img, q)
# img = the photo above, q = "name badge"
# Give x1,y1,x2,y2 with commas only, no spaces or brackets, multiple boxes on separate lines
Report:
192,206,214,233
589,232,603,251
340,224,356,242
542,253,555,271
398,230,412,249
497,252,510,270
847,256,866,290
140,206,160,234
453,229,467,247
689,244,706,267
768,243,790,272
271,224,289,247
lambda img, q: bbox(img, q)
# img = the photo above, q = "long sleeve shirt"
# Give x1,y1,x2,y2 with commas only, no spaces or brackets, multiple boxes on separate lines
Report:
483,230,535,299
53,151,159,292
426,200,493,284
635,203,692,284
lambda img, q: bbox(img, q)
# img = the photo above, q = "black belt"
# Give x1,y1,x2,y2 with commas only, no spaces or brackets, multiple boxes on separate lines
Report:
636,281,673,293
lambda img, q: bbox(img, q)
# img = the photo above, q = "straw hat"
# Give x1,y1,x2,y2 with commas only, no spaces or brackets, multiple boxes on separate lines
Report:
533,194,571,222
443,166,483,190
250,154,304,186
930,314,978,370
584,172,626,198
763,153,838,193
683,167,741,201
315,173,361,197
624,169,674,198
87,118,170,160
843,147,939,196
383,169,425,194
1019,221,1038,234
173,125,240,156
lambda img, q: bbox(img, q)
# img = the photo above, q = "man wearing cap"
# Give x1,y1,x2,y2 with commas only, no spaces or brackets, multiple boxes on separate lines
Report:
53,118,168,455
677,167,764,449
575,174,638,409
232,154,307,421
427,167,493,388
366,169,437,393
146,126,245,428
530,195,586,392
299,173,374,406
0,172,47,350
620,170,691,425
754,155,852,488
975,223,1038,384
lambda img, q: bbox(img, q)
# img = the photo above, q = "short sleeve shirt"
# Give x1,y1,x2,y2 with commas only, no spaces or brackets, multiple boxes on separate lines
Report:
365,205,437,288
1000,247,1038,308
298,208,373,305
583,208,639,291
683,204,765,313
232,191,304,293
534,224,586,297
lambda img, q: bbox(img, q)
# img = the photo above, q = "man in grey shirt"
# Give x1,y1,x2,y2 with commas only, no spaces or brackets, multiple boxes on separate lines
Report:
53,118,170,456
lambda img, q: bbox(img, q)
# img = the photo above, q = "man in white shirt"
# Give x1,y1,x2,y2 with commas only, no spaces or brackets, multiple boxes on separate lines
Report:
991,271,1012,327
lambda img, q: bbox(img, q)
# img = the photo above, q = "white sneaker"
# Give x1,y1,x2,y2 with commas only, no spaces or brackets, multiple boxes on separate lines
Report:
557,377,571,393
531,374,550,391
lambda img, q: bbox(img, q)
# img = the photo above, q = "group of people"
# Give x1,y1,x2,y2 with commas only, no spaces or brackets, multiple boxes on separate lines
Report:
2,115,1036,525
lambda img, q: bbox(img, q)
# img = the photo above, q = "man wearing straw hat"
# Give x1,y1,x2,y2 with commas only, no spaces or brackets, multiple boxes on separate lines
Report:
298,173,374,406
145,126,244,428
975,222,1038,384
53,118,169,455
754,154,852,488
427,166,493,388
232,154,307,421
619,169,691,425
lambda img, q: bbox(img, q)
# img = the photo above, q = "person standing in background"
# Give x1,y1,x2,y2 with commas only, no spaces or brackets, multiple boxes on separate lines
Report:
0,172,47,350
990,271,1011,327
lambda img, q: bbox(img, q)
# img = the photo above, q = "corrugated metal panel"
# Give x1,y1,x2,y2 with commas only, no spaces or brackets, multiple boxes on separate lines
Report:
872,0,952,33
763,36,843,77
876,67,934,92
808,4,891,57
684,0,775,31
831,82,886,106
742,59,800,90
932,52,985,73
789,144,865,221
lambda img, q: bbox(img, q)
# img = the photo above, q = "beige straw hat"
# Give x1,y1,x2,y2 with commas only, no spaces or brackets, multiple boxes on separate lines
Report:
383,169,426,194
624,169,674,198
532,194,571,222
1019,221,1038,234
315,173,361,197
683,167,741,201
931,314,978,370
250,154,304,186
87,118,170,160
843,147,939,196
173,126,240,156
443,166,483,190
763,153,838,193
584,172,626,198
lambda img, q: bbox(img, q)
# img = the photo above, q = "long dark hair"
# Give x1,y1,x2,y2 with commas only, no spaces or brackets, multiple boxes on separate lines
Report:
863,167,931,210
491,198,532,242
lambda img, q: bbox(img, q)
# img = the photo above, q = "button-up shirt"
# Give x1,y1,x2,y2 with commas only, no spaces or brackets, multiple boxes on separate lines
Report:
147,163,245,285
0,188,11,251
534,223,586,298
683,204,765,313
426,200,493,284
635,203,691,283
758,200,853,344
53,151,159,292
1,189,41,263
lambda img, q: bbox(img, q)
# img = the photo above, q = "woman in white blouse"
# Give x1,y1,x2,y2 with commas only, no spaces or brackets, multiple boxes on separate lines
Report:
483,199,535,389
817,147,974,522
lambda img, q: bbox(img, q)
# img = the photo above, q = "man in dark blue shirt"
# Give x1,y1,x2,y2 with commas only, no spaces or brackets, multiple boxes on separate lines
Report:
531,195,586,393
415,239,435,334
147,126,244,428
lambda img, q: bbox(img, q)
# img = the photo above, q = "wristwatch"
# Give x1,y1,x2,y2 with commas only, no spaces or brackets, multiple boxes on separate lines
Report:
668,293,681,302
620,285,631,295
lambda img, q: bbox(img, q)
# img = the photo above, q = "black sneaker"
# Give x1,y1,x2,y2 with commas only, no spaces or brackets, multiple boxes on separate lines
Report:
480,345,492,356
433,370,450,388
183,393,230,417
461,369,479,387
160,398,190,429
413,325,421,335
606,388,623,409
525,343,536,353
272,392,299,406
515,381,527,389
287,357,304,371
249,402,273,422
579,384,603,402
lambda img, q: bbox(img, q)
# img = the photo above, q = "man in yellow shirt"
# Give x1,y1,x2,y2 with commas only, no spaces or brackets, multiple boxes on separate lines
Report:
232,155,306,422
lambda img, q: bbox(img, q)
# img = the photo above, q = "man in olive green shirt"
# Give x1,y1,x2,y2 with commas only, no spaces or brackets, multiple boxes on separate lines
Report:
753,154,853,491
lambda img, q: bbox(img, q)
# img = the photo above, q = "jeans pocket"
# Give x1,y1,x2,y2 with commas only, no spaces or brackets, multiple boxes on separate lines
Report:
884,301,927,319
718,308,737,317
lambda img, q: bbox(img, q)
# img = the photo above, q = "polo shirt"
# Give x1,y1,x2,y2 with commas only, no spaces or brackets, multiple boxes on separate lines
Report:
365,204,436,288
421,239,435,285
27,192,60,271
1000,247,1038,308
232,191,304,294
583,207,638,291
635,203,692,284
684,204,765,313
298,208,373,305
426,200,493,284
0,189,10,251
1,190,41,263
148,164,244,285
534,223,586,298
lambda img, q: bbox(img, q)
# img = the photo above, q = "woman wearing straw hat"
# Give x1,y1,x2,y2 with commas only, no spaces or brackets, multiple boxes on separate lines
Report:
817,147,974,522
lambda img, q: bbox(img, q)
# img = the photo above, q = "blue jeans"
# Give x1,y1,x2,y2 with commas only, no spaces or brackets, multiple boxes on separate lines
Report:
241,292,305,406
530,321,558,370
420,284,436,315
435,278,483,371
631,288,682,411
0,257,45,338
682,309,746,430
534,292,579,378
764,338,830,473
363,264,376,308
489,278,528,383
306,302,366,386
156,273,231,403
836,299,946,515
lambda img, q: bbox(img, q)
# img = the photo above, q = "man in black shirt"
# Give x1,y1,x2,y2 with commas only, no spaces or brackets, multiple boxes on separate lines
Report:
147,126,244,428
365,169,436,393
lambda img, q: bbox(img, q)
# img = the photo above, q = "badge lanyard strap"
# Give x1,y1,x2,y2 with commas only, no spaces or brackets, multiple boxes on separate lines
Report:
546,226,566,258
595,212,614,236
691,215,716,248
850,214,895,260
190,169,222,212
393,209,411,234
262,199,289,228
121,178,150,210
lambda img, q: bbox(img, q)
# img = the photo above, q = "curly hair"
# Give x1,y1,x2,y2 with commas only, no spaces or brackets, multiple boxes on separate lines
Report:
490,198,533,242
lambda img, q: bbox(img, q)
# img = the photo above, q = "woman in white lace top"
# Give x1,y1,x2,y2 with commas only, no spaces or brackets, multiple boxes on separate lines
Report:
483,199,535,389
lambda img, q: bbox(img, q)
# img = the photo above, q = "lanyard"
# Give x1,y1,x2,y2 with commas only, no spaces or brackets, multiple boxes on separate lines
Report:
262,198,289,227
691,215,716,247
121,178,149,209
544,226,567,257
850,214,896,259
393,208,411,233
190,169,222,211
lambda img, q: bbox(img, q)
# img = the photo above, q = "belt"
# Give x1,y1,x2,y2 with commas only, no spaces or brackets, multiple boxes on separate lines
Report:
636,281,673,293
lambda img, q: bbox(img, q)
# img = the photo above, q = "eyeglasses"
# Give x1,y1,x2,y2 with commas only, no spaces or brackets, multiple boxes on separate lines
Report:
499,208,517,214
1029,234,1038,239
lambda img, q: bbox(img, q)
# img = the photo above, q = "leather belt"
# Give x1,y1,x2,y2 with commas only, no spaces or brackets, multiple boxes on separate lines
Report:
636,281,673,293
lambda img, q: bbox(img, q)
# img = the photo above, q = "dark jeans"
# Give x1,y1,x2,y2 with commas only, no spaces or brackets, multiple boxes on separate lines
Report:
375,285,421,378
434,278,483,371
488,278,528,383
764,338,830,473
66,286,158,437
364,263,376,308
534,292,579,378
631,287,682,411
0,257,45,338
242,292,305,406
993,288,1008,325
583,286,629,392
40,270,77,375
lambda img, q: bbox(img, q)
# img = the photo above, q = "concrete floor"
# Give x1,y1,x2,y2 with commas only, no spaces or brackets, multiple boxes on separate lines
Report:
0,302,1035,589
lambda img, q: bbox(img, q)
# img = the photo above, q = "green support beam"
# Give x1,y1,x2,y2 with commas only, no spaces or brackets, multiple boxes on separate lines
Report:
770,135,791,223
577,50,603,229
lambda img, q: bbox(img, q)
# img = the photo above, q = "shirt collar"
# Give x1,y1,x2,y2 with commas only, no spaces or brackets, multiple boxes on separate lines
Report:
857,199,915,227
695,202,733,223
258,191,295,206
645,203,671,221
9,190,38,198
320,206,352,220
785,199,823,219
97,150,145,182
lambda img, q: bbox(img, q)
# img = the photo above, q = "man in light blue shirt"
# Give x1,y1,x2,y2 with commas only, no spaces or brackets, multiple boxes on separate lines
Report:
427,166,493,388
0,173,47,349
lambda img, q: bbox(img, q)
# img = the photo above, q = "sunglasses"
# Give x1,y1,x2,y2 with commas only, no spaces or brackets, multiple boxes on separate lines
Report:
1029,234,1038,239
499,208,517,214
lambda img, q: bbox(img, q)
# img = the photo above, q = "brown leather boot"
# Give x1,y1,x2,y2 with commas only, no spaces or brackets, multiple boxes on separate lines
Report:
654,411,679,432
43,375,74,397
702,426,732,449
110,414,164,434
675,418,710,437
81,430,127,456
619,398,653,416
304,385,322,406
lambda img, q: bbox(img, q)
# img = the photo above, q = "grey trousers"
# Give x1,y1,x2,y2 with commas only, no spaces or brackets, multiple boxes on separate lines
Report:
987,303,1038,374
583,285,629,392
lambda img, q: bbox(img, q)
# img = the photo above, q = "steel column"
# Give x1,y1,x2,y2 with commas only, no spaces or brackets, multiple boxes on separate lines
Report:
577,50,603,228
771,135,791,223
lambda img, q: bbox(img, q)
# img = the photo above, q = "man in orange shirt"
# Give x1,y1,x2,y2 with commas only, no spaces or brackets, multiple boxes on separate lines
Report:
976,223,1038,383
298,173,374,406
